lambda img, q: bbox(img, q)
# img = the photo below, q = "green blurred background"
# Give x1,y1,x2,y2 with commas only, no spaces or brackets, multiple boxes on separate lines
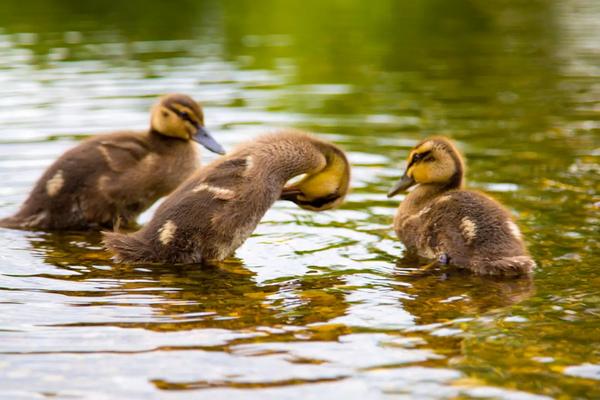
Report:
0,1,598,399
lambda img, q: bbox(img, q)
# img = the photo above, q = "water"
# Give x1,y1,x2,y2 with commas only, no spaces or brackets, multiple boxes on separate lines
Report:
0,1,598,398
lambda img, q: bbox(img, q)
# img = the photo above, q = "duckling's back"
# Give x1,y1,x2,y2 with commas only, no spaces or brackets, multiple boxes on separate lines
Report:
103,149,279,264
400,190,535,276
0,131,198,230
0,136,114,229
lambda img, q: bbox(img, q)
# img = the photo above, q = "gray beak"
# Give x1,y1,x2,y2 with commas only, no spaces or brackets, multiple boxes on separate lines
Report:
193,126,225,155
387,174,415,198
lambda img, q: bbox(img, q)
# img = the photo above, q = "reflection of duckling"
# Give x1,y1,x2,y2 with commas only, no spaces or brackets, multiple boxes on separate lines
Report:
399,268,535,322
387,137,535,276
0,94,225,231
103,129,350,264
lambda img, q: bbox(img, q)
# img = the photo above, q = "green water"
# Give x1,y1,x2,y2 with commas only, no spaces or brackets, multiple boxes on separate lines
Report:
0,1,598,398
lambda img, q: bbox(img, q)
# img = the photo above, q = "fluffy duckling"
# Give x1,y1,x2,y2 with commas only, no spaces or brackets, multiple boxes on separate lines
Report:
387,137,535,276
0,94,225,230
103,129,350,264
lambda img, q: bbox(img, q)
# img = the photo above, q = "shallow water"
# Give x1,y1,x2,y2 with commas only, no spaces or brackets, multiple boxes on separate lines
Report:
0,1,598,399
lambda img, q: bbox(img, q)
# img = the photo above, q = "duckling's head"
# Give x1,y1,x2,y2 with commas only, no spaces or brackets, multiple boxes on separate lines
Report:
281,144,350,211
387,137,464,197
150,93,225,155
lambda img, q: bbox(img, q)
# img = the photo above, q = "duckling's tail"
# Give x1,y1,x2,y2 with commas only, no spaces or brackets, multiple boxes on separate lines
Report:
0,216,22,229
471,255,536,276
102,231,155,263
1,212,49,229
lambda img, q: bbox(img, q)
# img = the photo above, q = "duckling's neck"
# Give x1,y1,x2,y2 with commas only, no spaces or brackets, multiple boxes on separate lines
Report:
403,180,462,213
250,135,329,183
149,128,179,140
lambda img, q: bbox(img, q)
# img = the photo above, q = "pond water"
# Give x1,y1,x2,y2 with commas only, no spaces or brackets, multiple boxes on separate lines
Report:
0,1,598,399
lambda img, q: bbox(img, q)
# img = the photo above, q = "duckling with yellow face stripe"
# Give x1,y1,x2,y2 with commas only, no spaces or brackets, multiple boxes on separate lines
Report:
0,94,225,231
387,137,535,276
103,129,350,264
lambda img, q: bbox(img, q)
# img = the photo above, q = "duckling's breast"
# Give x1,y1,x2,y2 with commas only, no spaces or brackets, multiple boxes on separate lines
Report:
394,204,433,252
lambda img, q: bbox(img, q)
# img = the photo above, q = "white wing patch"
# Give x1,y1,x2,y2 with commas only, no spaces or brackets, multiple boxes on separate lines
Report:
416,206,431,217
158,220,177,245
97,175,110,192
23,211,48,227
436,194,452,204
98,145,114,167
46,170,64,197
141,154,159,169
244,155,255,176
192,183,235,200
506,220,522,240
460,217,477,244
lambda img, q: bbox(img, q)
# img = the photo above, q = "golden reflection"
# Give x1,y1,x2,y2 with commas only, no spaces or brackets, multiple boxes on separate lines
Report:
23,231,350,334
391,252,537,374
394,251,535,324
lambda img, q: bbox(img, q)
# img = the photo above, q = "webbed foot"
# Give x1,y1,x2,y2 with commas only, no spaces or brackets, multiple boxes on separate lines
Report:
409,259,439,275
409,254,450,275
438,253,450,265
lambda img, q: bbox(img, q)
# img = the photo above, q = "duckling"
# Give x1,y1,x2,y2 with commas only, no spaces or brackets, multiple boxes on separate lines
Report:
387,137,535,276
103,129,350,264
0,94,225,231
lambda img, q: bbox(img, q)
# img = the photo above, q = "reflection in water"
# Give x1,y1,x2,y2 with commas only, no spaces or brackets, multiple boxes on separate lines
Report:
24,231,350,332
400,268,535,324
0,0,598,398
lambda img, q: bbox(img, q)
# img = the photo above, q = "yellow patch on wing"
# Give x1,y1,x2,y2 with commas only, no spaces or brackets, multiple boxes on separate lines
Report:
416,206,431,218
158,220,177,245
506,220,522,240
460,216,477,244
243,155,255,176
436,194,452,204
398,206,430,229
97,175,110,193
192,183,235,200
140,154,159,172
46,170,64,197
98,145,113,167
24,211,48,227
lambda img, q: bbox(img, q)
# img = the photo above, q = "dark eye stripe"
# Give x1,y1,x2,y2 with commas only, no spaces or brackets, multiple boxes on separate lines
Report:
413,150,431,161
179,112,197,125
407,150,432,169
168,106,199,126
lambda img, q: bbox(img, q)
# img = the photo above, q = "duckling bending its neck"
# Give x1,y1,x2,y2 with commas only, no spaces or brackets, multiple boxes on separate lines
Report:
103,129,350,264
388,137,535,276
0,94,225,230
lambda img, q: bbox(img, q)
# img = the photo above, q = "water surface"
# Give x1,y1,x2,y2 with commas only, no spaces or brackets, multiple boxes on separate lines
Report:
0,1,598,399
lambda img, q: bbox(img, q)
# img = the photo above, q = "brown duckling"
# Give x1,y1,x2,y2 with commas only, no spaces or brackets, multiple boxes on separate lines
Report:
0,94,225,230
387,137,535,276
103,129,350,264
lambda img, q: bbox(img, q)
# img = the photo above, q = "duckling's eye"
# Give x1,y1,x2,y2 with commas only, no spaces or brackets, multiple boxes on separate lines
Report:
177,111,199,127
414,150,432,162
